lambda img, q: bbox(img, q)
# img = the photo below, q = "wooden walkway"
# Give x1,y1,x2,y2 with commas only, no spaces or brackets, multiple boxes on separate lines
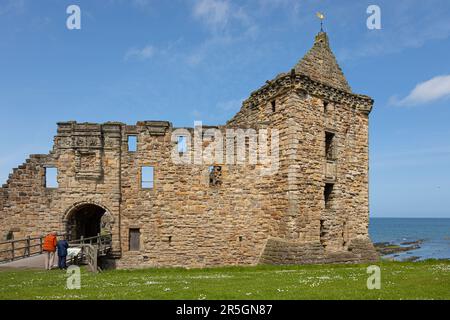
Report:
0,233,112,272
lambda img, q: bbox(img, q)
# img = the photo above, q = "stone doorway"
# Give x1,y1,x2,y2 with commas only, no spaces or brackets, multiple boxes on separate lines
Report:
66,203,112,240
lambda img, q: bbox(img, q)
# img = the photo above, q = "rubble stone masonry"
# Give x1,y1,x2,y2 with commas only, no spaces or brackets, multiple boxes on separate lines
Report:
0,32,378,268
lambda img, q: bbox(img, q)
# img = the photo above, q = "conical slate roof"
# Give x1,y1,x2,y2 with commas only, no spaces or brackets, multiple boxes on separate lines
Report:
294,32,351,93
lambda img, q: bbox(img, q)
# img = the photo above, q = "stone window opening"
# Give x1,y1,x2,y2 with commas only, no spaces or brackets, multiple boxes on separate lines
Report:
209,166,222,186
141,166,154,189
239,236,243,242
6,231,14,241
320,219,327,248
168,236,172,245
129,228,141,251
325,131,336,161
45,167,58,189
324,183,334,209
177,135,187,154
342,220,348,248
323,101,329,113
271,100,276,113
127,135,137,152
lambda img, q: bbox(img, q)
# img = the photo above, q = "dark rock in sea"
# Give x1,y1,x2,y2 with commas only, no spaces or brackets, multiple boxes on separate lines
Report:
400,239,425,246
374,241,421,255
403,256,420,262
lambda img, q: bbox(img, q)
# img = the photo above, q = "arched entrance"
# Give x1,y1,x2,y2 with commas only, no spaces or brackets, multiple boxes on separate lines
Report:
65,203,113,240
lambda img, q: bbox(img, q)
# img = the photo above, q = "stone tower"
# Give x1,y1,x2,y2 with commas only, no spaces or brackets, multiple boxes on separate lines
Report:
0,31,378,268
228,31,378,264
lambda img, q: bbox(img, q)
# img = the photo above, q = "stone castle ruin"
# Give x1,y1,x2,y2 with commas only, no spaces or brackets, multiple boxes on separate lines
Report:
0,32,378,268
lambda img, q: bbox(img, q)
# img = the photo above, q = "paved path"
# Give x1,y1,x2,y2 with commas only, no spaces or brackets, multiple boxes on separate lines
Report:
0,254,57,270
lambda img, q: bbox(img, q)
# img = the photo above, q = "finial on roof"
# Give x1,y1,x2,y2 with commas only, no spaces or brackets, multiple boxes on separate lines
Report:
316,12,325,32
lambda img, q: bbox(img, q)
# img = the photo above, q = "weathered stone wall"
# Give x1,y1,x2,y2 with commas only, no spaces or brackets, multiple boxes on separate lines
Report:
116,121,286,268
226,72,375,264
0,31,378,268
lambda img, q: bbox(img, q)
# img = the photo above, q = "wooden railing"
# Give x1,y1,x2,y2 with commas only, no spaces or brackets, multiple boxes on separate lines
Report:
0,233,65,264
69,233,112,272
0,233,112,272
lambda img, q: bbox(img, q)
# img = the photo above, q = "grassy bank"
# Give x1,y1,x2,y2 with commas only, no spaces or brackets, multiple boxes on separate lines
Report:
0,260,449,300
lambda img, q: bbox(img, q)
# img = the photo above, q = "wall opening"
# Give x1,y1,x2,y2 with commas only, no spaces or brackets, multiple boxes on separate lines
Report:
324,183,334,209
320,219,327,248
66,204,107,240
6,231,14,241
325,131,335,161
177,136,187,153
129,228,141,251
209,166,222,186
45,167,58,189
342,220,348,248
141,166,154,189
323,101,329,113
128,135,137,152
271,100,276,113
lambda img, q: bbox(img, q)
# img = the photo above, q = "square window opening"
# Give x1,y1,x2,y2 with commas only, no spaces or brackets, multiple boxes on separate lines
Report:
209,166,222,186
141,166,154,189
129,228,140,251
45,167,58,189
177,136,187,153
128,135,137,152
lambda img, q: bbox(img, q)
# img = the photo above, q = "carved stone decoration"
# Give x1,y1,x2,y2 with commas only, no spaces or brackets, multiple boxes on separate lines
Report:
72,136,102,149
75,150,103,180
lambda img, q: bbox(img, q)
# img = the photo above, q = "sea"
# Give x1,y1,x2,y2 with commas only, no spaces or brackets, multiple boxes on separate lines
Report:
369,218,450,261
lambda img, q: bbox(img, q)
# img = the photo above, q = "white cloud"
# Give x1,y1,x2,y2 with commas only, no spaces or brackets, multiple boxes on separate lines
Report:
124,45,156,61
392,75,450,106
193,0,230,31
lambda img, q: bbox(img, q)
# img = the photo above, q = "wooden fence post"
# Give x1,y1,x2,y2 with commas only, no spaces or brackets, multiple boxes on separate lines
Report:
11,241,15,261
39,237,43,254
26,236,31,257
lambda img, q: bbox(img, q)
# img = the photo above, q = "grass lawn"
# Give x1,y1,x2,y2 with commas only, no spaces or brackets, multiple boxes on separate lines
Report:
0,260,449,300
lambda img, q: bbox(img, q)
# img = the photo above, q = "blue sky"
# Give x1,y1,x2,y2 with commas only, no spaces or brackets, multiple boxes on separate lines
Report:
0,0,449,217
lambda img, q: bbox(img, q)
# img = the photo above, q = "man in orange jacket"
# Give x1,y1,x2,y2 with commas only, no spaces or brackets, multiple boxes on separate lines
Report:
43,232,57,270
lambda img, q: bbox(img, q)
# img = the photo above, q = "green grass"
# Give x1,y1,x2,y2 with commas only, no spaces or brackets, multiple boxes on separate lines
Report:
0,260,449,300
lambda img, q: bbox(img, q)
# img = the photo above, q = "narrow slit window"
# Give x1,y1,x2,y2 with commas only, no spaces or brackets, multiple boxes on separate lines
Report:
128,135,137,152
141,166,154,189
323,101,329,113
129,228,140,251
177,136,187,153
325,132,335,161
271,100,276,113
324,183,334,209
320,219,327,248
45,167,58,189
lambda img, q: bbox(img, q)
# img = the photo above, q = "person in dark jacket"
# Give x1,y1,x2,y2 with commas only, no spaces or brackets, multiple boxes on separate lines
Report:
56,237,69,270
